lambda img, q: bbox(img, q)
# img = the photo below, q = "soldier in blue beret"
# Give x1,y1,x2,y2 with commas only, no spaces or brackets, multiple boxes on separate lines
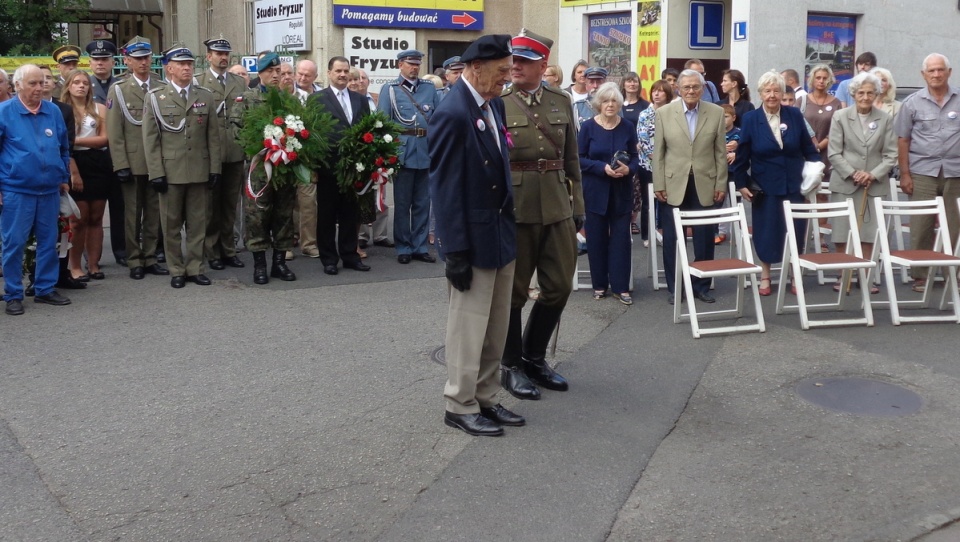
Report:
377,49,440,264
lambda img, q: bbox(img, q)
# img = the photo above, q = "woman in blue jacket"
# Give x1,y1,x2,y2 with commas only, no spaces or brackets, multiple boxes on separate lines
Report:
733,71,820,295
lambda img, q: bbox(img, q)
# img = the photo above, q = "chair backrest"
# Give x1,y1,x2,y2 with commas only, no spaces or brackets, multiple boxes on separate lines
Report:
784,198,865,257
873,196,954,256
672,203,755,263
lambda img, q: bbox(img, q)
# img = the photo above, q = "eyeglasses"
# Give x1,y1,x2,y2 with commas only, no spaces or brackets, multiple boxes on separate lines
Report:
680,85,702,93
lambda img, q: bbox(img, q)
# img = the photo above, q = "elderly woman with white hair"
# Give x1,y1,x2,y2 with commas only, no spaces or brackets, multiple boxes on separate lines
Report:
827,71,897,287
578,81,640,304
870,67,902,119
732,71,821,295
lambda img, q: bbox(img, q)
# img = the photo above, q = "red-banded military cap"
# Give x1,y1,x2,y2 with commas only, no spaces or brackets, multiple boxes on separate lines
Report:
511,29,553,61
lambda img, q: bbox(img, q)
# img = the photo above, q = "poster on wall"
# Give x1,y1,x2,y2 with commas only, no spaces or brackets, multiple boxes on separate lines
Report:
587,12,632,84
254,0,310,51
636,1,662,99
343,28,416,94
805,13,856,93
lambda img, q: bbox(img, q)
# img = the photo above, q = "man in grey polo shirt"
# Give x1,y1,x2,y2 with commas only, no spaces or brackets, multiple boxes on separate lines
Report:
895,52,960,290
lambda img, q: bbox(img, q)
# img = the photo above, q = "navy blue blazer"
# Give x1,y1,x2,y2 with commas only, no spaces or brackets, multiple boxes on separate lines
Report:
578,117,640,215
428,81,516,269
733,105,820,195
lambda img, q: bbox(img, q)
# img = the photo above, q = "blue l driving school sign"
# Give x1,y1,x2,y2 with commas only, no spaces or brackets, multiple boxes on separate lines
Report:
333,4,483,30
689,1,723,50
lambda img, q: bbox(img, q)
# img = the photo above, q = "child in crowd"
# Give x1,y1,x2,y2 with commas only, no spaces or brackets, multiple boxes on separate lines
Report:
715,104,740,244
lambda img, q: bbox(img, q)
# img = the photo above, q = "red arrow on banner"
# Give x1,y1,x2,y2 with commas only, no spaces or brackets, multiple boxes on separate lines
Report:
451,12,476,27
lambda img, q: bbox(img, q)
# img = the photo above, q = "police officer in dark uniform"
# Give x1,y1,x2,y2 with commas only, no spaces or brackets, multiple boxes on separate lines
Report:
229,53,297,284
377,50,439,264
437,56,464,101
197,36,247,271
142,44,222,288
106,36,168,279
500,29,585,400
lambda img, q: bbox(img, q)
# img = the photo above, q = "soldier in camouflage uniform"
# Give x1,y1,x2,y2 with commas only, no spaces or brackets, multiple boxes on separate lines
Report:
228,53,297,284
500,29,585,400
142,44,222,288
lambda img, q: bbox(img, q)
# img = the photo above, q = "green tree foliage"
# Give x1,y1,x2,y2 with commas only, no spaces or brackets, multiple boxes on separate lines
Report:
0,0,91,56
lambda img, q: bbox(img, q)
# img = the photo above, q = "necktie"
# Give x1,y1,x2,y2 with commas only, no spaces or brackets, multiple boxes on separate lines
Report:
339,90,352,123
482,102,501,151
217,74,225,87
141,82,148,94
180,88,187,102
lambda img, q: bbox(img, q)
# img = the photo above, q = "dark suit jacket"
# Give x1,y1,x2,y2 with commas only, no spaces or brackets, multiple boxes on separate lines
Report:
309,86,370,164
733,105,820,195
428,80,516,269
51,98,76,154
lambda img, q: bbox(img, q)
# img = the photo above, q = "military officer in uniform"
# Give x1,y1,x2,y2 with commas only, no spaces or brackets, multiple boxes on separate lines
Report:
52,45,82,97
377,50,439,264
499,29,584,400
573,66,608,130
197,36,247,271
229,53,297,284
106,36,169,280
85,39,127,267
436,56,464,101
142,44,221,288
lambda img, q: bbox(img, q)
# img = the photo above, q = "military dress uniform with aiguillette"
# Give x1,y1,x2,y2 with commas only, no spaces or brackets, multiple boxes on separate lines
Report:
499,30,585,400
377,57,438,261
229,80,298,283
197,65,247,268
106,70,167,277
142,82,221,281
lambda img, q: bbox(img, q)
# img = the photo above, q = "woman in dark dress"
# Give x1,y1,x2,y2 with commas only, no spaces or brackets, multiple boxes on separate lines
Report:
61,69,112,281
579,82,640,305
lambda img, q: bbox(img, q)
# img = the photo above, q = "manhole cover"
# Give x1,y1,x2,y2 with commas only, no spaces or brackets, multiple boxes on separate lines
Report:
796,377,922,417
430,346,446,366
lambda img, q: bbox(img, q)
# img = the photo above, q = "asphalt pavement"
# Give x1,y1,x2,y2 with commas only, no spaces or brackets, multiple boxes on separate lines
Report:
2,232,960,541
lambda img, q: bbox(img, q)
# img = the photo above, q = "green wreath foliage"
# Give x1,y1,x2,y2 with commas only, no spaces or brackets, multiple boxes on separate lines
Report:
335,110,403,199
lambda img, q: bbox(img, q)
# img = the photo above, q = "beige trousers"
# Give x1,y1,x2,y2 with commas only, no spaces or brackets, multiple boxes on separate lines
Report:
297,182,318,251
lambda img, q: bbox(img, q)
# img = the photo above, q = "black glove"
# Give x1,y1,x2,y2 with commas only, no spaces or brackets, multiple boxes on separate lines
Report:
574,214,586,232
208,173,221,190
116,168,132,183
149,177,168,194
444,251,473,292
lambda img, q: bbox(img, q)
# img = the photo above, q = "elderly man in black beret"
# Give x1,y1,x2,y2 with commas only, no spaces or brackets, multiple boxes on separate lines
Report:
430,34,524,437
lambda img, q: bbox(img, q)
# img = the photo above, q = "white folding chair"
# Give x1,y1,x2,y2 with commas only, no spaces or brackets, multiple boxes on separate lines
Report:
724,181,743,261
871,196,960,325
776,199,876,329
647,182,667,290
886,177,912,283
672,203,765,338
804,181,834,284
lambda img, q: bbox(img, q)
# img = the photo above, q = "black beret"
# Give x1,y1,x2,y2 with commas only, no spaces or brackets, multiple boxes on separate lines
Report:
460,35,513,63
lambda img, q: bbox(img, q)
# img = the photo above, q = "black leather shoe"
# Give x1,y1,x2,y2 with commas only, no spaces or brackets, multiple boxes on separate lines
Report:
187,274,211,286
145,264,169,276
323,264,339,275
501,365,541,400
344,261,371,271
114,252,127,266
155,251,166,263
480,404,525,426
223,255,245,268
358,239,369,249
524,358,569,391
130,267,145,280
443,412,503,437
374,239,396,248
667,295,674,305
34,291,71,306
412,252,436,263
397,254,412,264
170,276,186,288
694,291,716,303
5,299,24,316
208,258,225,270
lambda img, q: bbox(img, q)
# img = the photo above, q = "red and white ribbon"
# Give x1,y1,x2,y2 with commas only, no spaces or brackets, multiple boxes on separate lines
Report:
246,148,272,201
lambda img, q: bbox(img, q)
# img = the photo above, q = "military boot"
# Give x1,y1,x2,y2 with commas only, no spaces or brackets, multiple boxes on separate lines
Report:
522,302,569,391
270,250,296,281
252,251,269,284
500,307,541,400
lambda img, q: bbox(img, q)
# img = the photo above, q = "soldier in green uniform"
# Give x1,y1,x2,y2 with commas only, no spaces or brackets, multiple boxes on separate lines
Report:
500,29,585,400
106,36,169,279
198,36,247,271
142,44,222,288
228,53,297,284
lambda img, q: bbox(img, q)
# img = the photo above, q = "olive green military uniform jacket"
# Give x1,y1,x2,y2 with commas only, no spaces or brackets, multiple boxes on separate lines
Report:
106,72,164,176
142,83,222,183
502,84,585,225
195,69,246,164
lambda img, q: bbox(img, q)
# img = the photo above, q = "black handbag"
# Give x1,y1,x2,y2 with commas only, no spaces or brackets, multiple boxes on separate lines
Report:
747,178,765,204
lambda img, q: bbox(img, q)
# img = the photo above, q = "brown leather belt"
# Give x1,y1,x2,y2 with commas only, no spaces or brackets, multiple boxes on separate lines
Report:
511,159,565,172
402,128,428,137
